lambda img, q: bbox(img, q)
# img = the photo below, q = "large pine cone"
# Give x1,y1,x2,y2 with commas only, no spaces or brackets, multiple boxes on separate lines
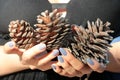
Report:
34,9,71,50
68,18,114,65
8,9,114,65
9,20,40,49
8,9,70,50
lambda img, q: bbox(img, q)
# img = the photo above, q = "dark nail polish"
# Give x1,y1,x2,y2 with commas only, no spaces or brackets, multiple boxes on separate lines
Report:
57,56,64,63
86,58,94,65
59,48,67,56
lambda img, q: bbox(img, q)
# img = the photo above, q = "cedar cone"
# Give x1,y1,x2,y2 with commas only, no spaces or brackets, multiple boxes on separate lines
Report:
68,18,114,65
34,9,71,50
9,20,40,49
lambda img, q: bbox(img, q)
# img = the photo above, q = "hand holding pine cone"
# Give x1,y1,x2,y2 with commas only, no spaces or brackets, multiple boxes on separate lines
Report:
69,19,114,64
8,9,114,65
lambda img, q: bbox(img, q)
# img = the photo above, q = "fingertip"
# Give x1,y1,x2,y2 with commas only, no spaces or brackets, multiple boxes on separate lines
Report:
51,64,56,71
4,41,16,53
59,48,67,56
4,41,23,55
5,41,16,48
35,43,46,50
51,64,62,73
51,49,59,56
86,58,106,72
86,58,94,66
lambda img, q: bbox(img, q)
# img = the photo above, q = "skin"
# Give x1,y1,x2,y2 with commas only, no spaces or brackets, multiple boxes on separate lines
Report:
52,48,105,77
2,41,120,77
52,42,120,77
0,41,59,76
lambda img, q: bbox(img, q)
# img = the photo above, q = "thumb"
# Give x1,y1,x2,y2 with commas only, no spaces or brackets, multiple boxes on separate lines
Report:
4,41,23,55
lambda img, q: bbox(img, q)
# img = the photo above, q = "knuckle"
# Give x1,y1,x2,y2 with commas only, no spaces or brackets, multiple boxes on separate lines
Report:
56,70,66,76
21,60,26,65
63,64,70,69
22,55,31,62
75,65,84,71
29,65,36,70
93,66,102,72
67,69,76,75
86,70,93,74
55,69,61,73
60,72,66,76
66,57,73,62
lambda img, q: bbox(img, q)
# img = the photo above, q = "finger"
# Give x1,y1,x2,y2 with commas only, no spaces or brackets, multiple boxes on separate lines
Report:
59,48,84,71
22,43,46,63
75,72,84,77
86,58,106,73
51,64,62,73
30,61,57,70
51,64,75,77
57,55,77,75
37,49,59,66
81,65,92,74
4,41,23,55
57,55,92,75
38,61,57,71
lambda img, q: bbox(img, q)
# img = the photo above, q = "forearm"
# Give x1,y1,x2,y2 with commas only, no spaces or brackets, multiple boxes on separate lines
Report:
105,42,120,72
0,46,29,76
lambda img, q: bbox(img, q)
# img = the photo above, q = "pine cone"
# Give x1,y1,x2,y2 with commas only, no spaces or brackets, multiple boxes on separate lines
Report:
34,9,71,50
69,18,114,65
8,10,113,66
9,20,40,49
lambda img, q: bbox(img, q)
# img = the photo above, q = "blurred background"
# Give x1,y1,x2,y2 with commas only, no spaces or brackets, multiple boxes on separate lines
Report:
48,0,70,3
48,0,70,17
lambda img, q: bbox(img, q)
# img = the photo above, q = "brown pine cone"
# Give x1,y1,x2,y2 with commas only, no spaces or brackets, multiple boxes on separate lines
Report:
9,20,40,49
34,9,71,50
68,18,114,65
8,10,114,66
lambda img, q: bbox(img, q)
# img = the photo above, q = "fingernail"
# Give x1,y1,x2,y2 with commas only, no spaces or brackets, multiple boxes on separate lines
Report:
52,50,59,56
59,48,67,56
36,43,46,50
86,58,94,65
7,41,15,48
51,64,56,70
57,56,64,63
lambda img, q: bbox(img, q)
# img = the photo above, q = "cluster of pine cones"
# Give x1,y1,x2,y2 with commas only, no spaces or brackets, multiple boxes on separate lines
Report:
8,9,114,65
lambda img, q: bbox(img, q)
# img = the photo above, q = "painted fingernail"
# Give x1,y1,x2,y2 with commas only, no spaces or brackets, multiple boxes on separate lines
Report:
36,43,46,50
57,56,64,63
59,48,67,56
52,50,59,56
51,64,56,70
86,58,94,65
6,41,15,48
